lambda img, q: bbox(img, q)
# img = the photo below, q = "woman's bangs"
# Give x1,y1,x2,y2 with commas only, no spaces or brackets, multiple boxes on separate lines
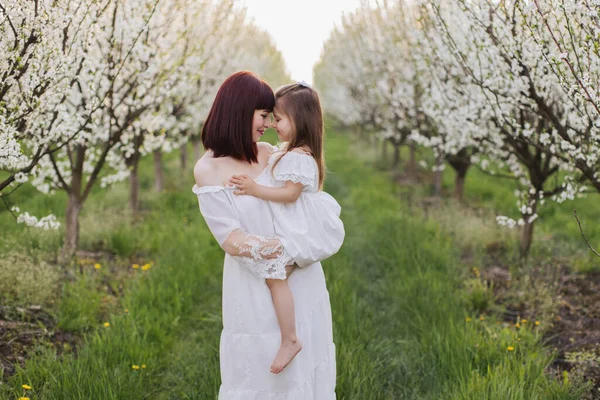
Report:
255,82,275,111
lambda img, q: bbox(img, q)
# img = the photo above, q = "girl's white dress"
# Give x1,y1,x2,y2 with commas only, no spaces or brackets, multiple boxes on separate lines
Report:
192,149,344,399
266,149,345,270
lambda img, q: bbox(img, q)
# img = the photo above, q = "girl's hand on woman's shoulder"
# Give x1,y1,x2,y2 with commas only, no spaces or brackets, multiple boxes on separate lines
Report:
230,175,259,197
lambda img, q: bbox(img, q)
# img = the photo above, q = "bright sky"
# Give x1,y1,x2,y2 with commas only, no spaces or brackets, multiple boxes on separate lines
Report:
242,0,363,84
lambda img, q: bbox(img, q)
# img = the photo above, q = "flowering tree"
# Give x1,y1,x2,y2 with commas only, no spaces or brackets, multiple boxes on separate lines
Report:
1,0,291,260
521,1,600,191
0,0,106,229
110,0,220,208
316,0,599,256
411,0,583,255
315,7,387,144
523,0,600,257
409,7,484,200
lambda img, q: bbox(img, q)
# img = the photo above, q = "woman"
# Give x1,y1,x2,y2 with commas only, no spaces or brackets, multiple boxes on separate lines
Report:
193,71,337,399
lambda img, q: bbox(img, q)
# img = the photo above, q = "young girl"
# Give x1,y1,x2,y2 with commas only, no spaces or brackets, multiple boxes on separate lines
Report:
229,82,345,375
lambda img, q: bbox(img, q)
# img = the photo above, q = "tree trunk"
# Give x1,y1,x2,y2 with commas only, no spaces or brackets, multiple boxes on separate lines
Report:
153,150,164,192
433,154,444,197
180,144,187,170
392,143,401,169
61,193,82,261
372,134,378,154
382,139,388,162
193,137,202,161
129,164,139,214
61,145,86,262
407,141,417,173
454,170,467,201
447,149,472,201
520,202,538,259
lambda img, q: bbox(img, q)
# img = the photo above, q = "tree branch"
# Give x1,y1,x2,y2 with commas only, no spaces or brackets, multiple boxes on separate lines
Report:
574,209,600,258
0,3,18,49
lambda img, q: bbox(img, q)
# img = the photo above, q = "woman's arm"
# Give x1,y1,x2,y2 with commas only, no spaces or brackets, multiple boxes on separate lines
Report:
230,174,303,203
221,228,285,260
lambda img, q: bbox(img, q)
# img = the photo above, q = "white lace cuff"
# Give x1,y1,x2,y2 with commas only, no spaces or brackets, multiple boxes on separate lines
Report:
231,234,294,280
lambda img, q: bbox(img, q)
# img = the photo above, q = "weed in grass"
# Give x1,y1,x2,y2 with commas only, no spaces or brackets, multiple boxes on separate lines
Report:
0,250,61,307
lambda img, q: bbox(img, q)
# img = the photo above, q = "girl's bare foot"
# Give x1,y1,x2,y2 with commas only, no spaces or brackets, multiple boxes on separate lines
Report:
270,338,302,374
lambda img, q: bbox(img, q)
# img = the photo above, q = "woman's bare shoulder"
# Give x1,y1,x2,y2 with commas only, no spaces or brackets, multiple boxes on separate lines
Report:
193,153,220,187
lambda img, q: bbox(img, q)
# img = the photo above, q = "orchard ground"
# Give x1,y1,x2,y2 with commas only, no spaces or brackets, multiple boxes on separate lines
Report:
0,127,597,399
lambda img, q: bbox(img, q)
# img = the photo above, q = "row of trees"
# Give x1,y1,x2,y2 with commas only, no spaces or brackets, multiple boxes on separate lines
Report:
0,0,289,259
314,0,600,256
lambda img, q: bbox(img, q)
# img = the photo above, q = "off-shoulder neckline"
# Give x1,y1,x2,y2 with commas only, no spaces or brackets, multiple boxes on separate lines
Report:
193,151,314,195
192,184,236,195
192,163,271,195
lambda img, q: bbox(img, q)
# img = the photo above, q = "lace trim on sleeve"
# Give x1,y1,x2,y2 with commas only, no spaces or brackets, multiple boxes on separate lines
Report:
273,173,315,187
273,152,317,189
231,234,293,280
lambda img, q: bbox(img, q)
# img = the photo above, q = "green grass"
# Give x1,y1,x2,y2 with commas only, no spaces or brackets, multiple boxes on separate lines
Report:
0,129,590,399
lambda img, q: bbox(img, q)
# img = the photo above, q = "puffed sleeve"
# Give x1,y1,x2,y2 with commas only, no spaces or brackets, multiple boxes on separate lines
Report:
273,152,317,189
276,191,345,268
193,185,293,280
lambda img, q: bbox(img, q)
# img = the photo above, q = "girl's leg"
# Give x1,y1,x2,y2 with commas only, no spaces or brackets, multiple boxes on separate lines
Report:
265,267,302,374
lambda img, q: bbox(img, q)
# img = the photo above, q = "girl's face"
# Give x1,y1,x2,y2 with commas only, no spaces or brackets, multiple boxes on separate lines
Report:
252,109,270,142
272,106,293,142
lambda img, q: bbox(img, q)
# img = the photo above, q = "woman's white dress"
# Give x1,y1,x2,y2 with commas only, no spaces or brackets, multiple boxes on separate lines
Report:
193,152,342,399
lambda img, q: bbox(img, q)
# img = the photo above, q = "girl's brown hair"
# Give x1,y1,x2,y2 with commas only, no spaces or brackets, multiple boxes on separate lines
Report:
202,71,275,163
273,83,325,189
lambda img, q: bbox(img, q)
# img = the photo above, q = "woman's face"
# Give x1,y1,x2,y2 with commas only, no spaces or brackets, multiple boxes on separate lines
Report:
272,106,293,142
252,109,271,142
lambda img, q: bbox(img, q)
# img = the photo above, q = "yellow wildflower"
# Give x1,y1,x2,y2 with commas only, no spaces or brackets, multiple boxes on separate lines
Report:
465,317,472,322
535,321,540,326
18,397,30,400
507,346,515,351
515,323,521,329
125,308,129,313
132,365,140,370
22,384,32,390
479,316,485,321
521,319,527,324
142,364,146,369
132,264,140,269
141,263,151,271
472,267,480,278
94,263,101,270
103,322,110,328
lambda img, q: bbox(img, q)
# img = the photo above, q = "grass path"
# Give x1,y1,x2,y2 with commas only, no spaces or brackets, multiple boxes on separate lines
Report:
0,131,586,399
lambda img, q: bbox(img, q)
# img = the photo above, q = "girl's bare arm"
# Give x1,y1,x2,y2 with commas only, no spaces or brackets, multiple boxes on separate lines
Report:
230,175,303,204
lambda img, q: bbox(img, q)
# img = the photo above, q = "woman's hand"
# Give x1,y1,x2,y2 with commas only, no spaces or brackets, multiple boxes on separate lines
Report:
230,174,259,196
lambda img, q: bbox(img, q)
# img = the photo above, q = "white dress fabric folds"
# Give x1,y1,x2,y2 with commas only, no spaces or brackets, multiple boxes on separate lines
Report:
263,150,345,268
193,160,341,399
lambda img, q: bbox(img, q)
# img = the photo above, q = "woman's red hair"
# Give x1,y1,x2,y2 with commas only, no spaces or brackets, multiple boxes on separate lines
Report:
202,71,275,163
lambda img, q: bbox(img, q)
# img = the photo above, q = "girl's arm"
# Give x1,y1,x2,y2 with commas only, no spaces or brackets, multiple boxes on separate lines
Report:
230,174,303,203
